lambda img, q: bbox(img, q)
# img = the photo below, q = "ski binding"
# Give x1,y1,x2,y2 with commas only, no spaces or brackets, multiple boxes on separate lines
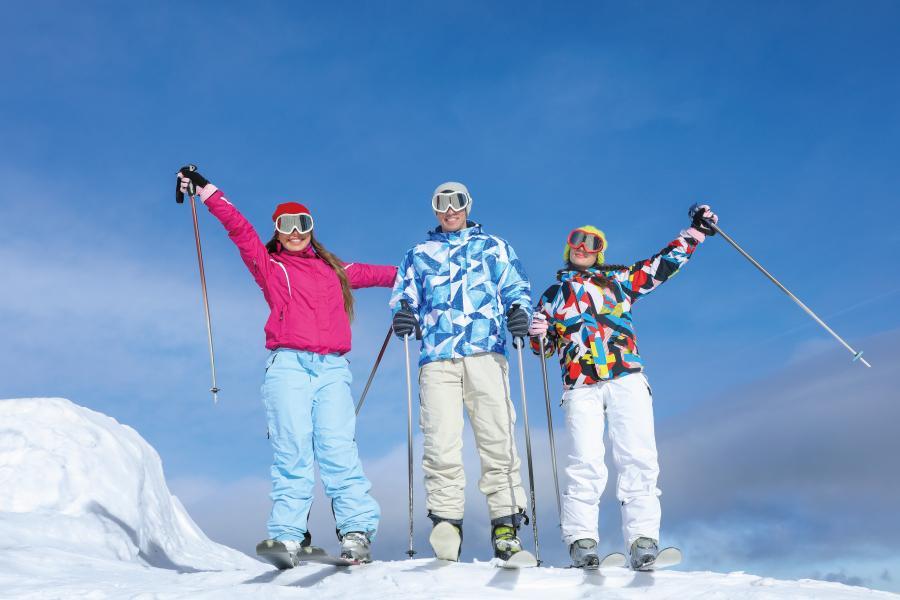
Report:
256,540,359,569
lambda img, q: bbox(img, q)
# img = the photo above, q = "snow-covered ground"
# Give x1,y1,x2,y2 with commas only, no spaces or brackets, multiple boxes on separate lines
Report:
1,397,896,599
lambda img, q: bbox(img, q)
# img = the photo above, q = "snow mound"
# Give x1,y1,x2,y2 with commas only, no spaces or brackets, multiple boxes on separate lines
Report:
0,397,257,572
1,398,895,599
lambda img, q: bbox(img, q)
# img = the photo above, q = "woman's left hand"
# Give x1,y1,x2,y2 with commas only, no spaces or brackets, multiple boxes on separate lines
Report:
528,312,549,337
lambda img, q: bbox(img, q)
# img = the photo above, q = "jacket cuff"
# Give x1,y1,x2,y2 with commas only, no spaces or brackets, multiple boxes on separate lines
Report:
681,227,705,244
202,188,225,205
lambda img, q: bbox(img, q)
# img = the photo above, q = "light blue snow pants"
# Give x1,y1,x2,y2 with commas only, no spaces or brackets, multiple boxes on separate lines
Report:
261,349,380,541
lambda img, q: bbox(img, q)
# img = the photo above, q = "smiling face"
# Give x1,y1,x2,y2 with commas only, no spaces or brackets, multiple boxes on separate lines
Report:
436,206,467,232
277,229,312,252
569,246,598,268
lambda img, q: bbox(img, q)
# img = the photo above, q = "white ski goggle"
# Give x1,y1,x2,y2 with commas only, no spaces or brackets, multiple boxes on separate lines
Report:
274,213,314,235
432,190,471,213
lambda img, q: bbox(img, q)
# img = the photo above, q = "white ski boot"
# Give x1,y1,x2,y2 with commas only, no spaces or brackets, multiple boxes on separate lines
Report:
570,538,600,569
255,532,311,569
340,531,372,563
629,537,659,570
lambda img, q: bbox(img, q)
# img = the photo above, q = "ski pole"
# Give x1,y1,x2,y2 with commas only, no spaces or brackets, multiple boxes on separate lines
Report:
403,332,417,558
355,326,393,416
513,337,541,565
701,216,871,368
176,165,221,403
537,335,562,525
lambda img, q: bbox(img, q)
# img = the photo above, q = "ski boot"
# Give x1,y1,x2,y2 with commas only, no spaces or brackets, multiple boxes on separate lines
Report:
255,531,311,569
490,515,525,561
629,536,659,571
428,515,463,561
570,538,600,569
339,531,372,563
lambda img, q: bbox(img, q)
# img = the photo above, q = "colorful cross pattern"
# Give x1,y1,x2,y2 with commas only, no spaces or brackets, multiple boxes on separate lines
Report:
532,231,699,389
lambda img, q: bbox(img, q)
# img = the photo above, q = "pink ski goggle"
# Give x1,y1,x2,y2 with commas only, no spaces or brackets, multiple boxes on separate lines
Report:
567,229,605,253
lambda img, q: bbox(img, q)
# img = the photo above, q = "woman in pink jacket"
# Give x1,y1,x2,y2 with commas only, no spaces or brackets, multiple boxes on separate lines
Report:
177,167,396,567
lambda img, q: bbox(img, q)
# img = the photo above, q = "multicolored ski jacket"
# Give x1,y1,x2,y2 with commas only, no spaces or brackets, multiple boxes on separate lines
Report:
390,222,532,367
531,231,700,388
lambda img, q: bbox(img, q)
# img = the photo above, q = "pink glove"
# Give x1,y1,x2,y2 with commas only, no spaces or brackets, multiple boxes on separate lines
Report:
528,312,549,337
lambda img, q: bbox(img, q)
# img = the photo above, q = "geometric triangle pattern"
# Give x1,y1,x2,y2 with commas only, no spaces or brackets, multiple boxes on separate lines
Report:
390,222,533,366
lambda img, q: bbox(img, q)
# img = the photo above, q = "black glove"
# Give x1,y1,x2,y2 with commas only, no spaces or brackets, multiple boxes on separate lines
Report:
506,305,530,339
175,164,210,204
688,203,717,237
392,302,420,339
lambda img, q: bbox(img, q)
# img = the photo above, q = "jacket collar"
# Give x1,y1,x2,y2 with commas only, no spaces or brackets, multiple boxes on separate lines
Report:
427,221,482,243
557,266,598,282
276,244,317,259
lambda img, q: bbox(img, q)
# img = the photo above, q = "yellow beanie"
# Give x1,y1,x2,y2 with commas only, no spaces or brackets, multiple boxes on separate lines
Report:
564,225,607,265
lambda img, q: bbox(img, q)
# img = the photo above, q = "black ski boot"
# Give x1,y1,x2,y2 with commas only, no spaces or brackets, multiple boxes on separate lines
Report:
428,514,463,561
570,538,600,569
490,514,525,561
629,537,659,570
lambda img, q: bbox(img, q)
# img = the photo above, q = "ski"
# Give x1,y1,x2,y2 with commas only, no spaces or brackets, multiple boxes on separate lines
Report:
256,541,360,569
298,546,361,567
256,540,296,570
648,546,682,569
497,550,538,569
599,552,627,569
599,546,682,571
429,522,462,562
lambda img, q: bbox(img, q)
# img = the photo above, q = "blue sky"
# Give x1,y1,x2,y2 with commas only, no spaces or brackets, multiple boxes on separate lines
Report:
2,1,899,592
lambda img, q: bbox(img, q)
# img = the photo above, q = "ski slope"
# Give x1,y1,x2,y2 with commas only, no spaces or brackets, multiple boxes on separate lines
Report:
0,397,895,599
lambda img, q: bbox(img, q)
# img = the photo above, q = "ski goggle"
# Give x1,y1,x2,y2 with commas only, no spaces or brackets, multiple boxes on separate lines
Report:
274,213,314,235
432,190,471,213
567,229,605,253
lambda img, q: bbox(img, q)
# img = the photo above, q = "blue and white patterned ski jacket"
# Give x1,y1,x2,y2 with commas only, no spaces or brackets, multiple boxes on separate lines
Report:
390,222,533,367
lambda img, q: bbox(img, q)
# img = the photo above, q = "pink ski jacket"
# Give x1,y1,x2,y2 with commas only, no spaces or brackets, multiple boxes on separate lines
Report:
205,190,397,355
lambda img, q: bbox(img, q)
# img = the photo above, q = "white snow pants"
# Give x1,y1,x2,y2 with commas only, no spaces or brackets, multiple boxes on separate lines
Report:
560,372,661,549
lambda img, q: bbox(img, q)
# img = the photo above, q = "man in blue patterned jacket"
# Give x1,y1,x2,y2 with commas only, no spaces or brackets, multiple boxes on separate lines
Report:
389,181,533,562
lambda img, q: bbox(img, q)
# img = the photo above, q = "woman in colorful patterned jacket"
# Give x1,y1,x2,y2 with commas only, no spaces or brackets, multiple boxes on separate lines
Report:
528,204,718,571
176,167,397,566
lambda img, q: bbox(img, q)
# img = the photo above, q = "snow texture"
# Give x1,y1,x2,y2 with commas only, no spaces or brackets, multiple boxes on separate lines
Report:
1,397,896,599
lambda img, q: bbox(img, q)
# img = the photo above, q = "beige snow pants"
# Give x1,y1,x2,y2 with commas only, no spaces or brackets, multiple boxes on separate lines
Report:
418,352,527,521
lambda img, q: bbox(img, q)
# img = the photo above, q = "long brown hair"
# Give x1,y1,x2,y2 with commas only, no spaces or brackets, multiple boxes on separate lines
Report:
266,233,355,322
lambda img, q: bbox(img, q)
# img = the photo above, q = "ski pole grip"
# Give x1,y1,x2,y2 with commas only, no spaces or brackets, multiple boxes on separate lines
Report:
512,336,525,350
400,300,422,340
175,164,198,204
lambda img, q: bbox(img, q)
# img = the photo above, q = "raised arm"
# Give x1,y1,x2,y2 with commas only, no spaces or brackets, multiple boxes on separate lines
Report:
618,204,717,304
177,168,271,288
